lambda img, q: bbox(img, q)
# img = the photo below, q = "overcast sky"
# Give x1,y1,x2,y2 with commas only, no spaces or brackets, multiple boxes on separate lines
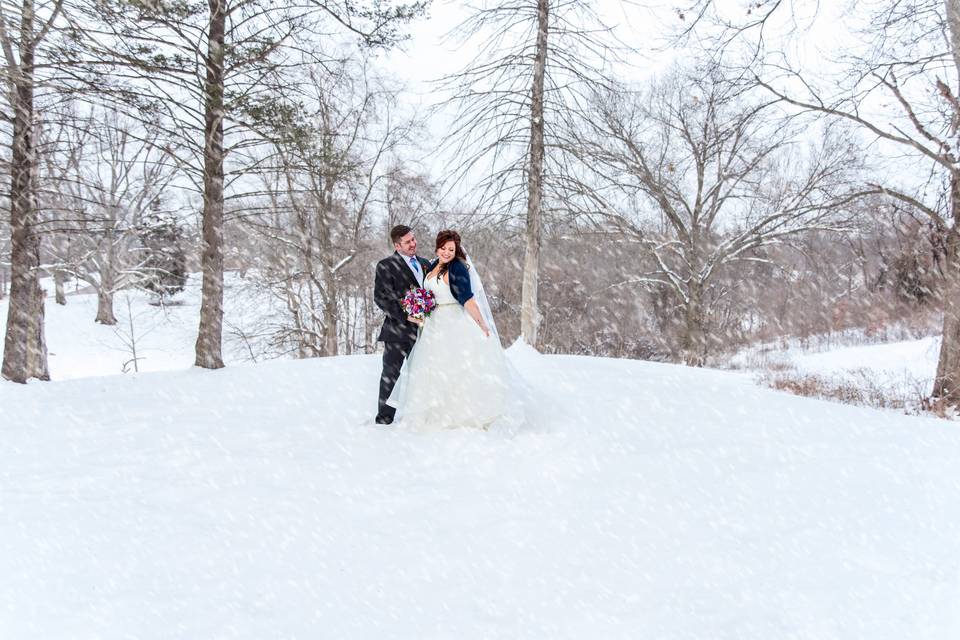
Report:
365,1,936,211
376,1,853,92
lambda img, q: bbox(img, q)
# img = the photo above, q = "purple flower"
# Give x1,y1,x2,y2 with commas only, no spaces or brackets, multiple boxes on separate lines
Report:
401,286,437,319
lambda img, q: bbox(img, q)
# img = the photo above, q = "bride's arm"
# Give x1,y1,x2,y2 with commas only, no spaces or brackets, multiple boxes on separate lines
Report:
448,260,490,336
463,298,490,337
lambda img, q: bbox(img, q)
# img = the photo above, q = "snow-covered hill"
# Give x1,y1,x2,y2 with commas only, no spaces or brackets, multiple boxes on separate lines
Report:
3,279,960,637
3,343,960,638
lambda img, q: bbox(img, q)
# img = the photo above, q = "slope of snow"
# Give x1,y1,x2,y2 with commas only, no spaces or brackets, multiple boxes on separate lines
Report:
3,349,960,638
3,279,960,636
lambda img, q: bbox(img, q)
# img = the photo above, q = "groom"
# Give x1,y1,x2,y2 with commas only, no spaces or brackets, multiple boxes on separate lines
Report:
373,225,432,425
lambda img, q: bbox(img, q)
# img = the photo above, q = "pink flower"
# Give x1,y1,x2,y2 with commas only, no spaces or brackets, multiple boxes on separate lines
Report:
401,287,437,319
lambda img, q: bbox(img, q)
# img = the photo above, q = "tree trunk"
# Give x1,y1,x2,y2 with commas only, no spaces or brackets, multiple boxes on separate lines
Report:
321,263,338,356
520,0,549,349
933,175,960,403
934,287,960,403
946,0,960,82
95,289,117,325
683,280,707,367
194,0,226,369
2,0,48,383
323,302,338,356
364,291,375,354
95,235,117,324
54,269,66,305
933,0,960,404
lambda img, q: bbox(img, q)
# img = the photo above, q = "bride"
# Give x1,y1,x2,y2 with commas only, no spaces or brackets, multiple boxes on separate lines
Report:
386,229,513,431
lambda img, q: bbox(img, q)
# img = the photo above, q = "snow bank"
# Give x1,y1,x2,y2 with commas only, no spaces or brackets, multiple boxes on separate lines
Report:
2,350,959,638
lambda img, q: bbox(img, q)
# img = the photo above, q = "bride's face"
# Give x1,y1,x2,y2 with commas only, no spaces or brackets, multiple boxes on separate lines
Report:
437,241,456,264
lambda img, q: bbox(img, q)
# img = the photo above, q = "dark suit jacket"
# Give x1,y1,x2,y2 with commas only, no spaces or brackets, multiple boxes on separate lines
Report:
375,252,432,343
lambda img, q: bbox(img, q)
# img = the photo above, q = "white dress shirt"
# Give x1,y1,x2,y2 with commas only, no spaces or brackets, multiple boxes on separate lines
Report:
399,252,424,287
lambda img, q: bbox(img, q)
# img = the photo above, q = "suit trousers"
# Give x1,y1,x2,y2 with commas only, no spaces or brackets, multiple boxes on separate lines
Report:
376,339,415,423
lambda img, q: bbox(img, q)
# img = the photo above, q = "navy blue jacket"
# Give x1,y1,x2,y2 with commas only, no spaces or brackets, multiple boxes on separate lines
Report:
428,258,474,306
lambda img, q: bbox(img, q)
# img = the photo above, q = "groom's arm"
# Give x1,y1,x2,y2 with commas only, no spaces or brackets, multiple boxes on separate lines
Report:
374,261,408,322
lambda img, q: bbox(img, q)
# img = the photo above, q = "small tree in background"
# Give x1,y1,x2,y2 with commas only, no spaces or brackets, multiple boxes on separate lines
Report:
138,211,187,306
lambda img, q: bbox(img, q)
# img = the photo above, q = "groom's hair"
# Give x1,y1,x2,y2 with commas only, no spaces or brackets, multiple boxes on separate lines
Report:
390,225,412,245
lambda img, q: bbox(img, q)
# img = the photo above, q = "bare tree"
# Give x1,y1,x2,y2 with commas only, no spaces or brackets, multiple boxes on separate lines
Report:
523,0,548,350
439,0,627,348
73,0,426,370
239,59,413,358
40,109,177,325
0,0,69,382
384,165,437,233
743,0,960,403
578,67,865,365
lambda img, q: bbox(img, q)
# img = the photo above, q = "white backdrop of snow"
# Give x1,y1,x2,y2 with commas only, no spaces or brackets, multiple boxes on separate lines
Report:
1,278,960,638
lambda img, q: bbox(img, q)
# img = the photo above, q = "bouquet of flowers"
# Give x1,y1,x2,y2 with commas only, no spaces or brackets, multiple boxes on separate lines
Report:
401,287,437,323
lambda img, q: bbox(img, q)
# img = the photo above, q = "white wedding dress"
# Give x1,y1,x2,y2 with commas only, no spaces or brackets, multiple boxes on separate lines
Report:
386,270,513,431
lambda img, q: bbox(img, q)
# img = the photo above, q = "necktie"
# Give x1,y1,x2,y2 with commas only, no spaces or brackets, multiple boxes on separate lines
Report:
409,257,421,280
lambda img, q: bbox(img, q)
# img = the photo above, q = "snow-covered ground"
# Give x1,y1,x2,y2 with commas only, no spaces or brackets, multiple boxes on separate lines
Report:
0,274,280,380
734,334,944,412
790,335,940,387
2,282,960,638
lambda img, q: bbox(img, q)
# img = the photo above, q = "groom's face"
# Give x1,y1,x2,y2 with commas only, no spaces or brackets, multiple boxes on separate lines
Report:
395,231,417,257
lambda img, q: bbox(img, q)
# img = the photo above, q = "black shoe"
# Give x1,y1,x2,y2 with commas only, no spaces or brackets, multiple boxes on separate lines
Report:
374,417,393,426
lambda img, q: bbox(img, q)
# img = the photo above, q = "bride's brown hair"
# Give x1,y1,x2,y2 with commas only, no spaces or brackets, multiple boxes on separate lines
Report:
435,229,469,281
